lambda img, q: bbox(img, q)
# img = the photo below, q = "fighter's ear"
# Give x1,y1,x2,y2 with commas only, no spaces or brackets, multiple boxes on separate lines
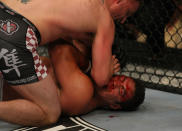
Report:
111,0,123,8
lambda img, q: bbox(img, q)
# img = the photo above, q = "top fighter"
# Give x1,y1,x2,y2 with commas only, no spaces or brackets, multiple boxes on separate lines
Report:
0,0,140,126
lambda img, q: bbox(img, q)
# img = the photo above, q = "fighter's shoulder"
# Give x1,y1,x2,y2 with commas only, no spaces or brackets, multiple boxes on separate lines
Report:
86,0,110,17
88,0,104,4
85,0,106,8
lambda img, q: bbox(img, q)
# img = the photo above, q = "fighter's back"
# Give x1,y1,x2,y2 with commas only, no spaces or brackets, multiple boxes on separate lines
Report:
1,0,111,45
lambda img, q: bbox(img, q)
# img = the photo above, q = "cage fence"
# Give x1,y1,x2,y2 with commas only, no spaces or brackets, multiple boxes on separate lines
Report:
112,0,182,94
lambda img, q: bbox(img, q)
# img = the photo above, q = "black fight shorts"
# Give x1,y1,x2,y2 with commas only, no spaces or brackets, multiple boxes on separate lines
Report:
0,2,48,85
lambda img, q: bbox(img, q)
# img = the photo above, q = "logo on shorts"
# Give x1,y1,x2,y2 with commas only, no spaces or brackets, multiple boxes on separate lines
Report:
0,48,27,77
0,20,19,35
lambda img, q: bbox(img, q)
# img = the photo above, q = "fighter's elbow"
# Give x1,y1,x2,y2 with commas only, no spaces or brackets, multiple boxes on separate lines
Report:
96,79,109,88
91,71,110,87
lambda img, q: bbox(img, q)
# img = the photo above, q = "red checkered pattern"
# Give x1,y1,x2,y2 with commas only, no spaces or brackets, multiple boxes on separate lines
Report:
25,27,47,80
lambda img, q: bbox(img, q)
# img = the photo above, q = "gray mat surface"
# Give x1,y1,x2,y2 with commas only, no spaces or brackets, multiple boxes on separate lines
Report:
82,89,182,131
0,89,182,131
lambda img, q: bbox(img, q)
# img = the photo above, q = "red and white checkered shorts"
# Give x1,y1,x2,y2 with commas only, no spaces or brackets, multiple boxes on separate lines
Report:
0,26,47,85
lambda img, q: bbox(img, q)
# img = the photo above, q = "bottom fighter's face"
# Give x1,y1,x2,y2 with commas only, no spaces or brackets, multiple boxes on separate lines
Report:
101,75,136,110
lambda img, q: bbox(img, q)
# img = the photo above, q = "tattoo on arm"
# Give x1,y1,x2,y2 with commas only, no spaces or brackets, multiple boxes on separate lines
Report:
16,0,30,4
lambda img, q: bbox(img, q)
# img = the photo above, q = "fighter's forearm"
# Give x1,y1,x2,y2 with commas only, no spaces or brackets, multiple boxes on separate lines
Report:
91,40,112,87
73,38,112,88
91,20,115,87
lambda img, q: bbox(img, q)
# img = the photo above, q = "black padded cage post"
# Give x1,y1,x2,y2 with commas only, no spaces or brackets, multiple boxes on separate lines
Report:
112,0,182,94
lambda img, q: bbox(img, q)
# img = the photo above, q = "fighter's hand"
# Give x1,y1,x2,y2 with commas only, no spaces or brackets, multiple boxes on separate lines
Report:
112,55,121,74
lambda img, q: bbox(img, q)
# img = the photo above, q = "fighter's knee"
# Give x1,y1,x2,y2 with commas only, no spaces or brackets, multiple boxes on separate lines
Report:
42,106,61,125
48,110,61,124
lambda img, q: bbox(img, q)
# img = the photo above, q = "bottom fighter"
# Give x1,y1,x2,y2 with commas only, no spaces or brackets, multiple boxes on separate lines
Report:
2,39,145,120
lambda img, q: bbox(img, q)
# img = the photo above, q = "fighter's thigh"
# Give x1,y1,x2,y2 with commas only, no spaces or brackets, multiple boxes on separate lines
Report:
10,74,61,114
3,81,23,100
